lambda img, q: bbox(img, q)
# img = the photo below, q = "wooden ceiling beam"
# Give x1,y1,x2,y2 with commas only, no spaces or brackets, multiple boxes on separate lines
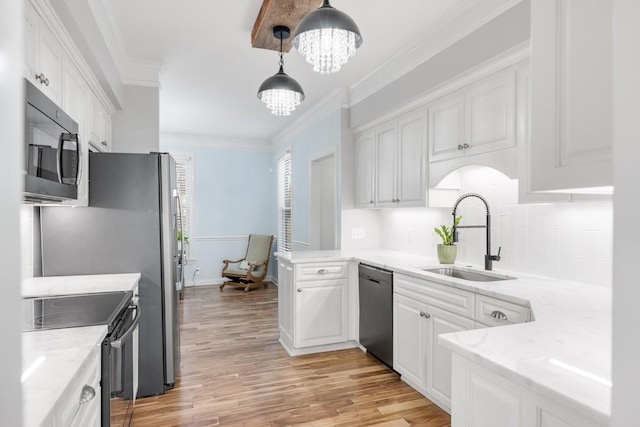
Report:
251,0,322,52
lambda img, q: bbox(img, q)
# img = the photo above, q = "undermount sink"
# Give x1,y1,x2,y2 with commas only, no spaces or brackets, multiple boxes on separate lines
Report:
422,267,516,282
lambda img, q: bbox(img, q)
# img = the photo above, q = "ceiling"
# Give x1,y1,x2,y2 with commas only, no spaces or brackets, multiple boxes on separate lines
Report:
104,0,475,141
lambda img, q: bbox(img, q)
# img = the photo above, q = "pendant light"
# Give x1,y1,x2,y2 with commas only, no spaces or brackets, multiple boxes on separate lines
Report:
257,26,305,116
292,0,363,74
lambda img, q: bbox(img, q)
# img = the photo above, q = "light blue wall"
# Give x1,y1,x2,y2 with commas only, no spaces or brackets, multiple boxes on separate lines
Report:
274,110,342,250
162,144,276,285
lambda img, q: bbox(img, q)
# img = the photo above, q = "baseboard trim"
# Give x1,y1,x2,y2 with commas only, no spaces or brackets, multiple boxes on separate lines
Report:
278,339,359,357
186,275,276,287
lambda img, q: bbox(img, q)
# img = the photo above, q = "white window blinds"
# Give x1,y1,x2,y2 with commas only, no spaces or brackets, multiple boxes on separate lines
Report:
277,152,292,252
173,153,194,242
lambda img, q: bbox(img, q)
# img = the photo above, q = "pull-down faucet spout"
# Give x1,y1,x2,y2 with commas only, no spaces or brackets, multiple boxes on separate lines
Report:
452,193,501,271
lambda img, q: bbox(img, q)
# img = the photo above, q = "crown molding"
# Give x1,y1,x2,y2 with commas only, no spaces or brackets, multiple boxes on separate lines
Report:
348,0,524,107
88,0,162,86
161,133,272,152
271,87,349,148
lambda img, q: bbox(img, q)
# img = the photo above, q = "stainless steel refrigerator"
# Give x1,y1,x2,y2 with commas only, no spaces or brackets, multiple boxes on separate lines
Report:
40,152,183,397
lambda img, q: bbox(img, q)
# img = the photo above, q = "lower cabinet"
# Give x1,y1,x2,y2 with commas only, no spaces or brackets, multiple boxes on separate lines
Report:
277,258,352,355
393,292,474,411
451,354,604,427
55,344,101,427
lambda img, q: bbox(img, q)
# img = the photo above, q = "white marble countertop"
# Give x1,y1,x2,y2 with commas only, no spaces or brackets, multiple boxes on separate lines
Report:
22,326,107,427
275,249,612,424
22,273,141,297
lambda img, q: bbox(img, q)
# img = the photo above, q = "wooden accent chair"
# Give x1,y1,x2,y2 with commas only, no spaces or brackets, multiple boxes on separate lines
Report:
220,234,274,292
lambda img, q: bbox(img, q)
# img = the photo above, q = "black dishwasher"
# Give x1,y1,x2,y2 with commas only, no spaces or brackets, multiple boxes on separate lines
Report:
359,263,394,369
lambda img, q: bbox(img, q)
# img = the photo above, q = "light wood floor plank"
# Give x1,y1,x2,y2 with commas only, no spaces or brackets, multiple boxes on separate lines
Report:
131,284,451,426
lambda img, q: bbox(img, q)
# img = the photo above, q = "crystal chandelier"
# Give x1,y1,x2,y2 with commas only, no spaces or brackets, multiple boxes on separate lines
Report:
257,26,305,116
292,0,363,74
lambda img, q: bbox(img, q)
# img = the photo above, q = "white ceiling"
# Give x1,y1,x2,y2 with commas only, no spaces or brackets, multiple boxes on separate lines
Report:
106,0,475,141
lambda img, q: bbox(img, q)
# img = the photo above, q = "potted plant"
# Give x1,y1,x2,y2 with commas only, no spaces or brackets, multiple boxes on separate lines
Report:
434,216,461,264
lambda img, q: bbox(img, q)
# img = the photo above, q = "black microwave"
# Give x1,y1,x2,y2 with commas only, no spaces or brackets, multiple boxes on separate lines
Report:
24,79,80,202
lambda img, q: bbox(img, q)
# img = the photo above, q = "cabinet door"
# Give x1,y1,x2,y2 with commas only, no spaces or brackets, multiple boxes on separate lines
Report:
397,109,427,206
102,111,112,152
393,293,428,392
356,131,375,208
465,71,516,157
23,2,38,83
428,92,465,162
375,122,398,206
89,92,106,151
295,279,347,348
425,305,474,410
530,0,612,191
37,23,63,105
278,262,294,346
61,58,89,206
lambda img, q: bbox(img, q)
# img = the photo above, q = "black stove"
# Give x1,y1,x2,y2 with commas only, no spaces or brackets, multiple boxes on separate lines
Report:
23,291,133,332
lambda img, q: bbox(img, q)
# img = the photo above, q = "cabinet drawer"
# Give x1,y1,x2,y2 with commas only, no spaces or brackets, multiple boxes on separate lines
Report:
475,294,530,327
58,345,101,427
394,273,474,319
295,261,348,281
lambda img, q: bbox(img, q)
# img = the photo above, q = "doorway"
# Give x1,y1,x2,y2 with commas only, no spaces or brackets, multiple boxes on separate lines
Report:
310,153,337,250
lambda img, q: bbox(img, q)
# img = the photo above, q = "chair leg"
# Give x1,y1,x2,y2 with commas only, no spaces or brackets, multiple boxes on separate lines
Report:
220,283,226,290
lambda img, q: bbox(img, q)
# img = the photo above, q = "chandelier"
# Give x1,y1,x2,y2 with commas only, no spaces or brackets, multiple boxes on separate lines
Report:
257,26,305,116
292,0,363,74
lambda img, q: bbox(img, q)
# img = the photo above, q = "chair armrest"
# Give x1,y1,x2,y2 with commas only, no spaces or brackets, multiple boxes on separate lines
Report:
223,258,245,264
247,261,265,273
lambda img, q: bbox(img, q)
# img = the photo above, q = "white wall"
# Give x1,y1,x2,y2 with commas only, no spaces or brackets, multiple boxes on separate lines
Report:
111,84,160,153
0,0,24,423
612,0,640,424
380,166,613,287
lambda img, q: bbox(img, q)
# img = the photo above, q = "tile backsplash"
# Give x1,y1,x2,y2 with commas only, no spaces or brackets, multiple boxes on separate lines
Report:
380,166,613,287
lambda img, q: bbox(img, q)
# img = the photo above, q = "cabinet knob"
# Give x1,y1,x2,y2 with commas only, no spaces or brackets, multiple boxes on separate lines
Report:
457,144,464,150
101,140,108,146
297,288,302,293
79,385,96,405
419,311,431,319
490,310,508,321
463,143,470,149
370,200,374,204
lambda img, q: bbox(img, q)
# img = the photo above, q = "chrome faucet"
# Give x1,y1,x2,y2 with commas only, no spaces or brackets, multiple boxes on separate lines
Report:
452,193,501,271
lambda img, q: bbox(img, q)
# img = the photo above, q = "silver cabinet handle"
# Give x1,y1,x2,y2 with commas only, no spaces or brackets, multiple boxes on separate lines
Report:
457,144,464,150
463,143,469,149
101,140,108,146
297,288,302,292
79,385,96,405
490,310,508,321
317,269,329,275
370,200,374,204
419,311,431,319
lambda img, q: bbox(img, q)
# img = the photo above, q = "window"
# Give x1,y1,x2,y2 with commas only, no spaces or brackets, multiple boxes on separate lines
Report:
172,153,194,246
277,152,292,252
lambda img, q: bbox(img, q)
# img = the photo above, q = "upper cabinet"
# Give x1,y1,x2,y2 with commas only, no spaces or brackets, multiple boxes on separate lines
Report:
22,0,116,205
24,1,63,105
529,0,613,192
356,107,428,209
428,69,516,163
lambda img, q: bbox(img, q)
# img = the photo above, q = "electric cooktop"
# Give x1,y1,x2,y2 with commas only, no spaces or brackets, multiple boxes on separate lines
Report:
22,291,133,332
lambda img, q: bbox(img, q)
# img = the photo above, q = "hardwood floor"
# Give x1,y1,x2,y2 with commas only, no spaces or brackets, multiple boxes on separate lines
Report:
130,284,451,427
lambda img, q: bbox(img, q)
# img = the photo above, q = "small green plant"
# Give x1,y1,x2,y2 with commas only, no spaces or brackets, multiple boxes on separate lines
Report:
434,216,461,245
177,230,189,244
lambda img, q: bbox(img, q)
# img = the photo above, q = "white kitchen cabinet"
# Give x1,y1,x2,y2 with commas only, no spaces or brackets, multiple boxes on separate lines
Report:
277,259,352,355
58,344,101,427
393,274,475,412
429,69,515,163
394,293,428,391
61,57,90,206
23,2,64,105
355,130,375,208
89,91,113,153
356,107,427,208
451,354,604,427
278,261,294,347
296,278,348,347
529,0,612,192
426,305,474,409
